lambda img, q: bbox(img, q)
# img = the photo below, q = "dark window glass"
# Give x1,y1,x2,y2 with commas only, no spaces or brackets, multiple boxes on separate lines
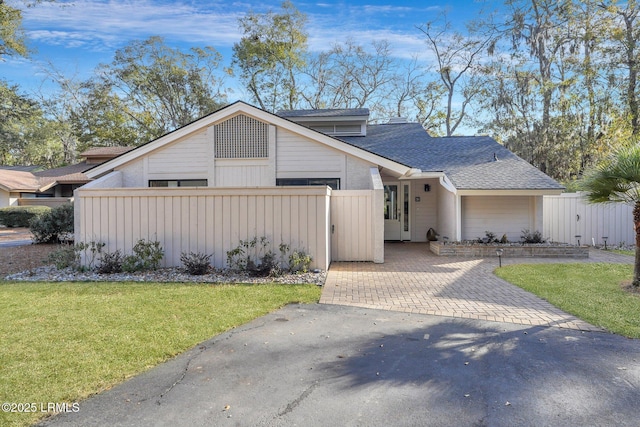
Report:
149,179,208,188
276,178,340,190
59,184,75,197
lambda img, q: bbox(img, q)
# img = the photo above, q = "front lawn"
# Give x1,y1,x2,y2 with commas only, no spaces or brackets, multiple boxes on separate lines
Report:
0,281,321,427
495,263,640,338
611,249,635,256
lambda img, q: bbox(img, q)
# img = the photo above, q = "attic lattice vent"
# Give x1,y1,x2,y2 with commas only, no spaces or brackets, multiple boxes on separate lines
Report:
214,114,269,158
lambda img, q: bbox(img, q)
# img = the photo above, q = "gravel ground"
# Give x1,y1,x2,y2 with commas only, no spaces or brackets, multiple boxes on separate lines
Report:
6,265,327,285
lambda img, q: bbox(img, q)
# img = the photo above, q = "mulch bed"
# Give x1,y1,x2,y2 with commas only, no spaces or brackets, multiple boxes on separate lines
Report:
0,244,61,277
0,227,62,277
621,281,640,295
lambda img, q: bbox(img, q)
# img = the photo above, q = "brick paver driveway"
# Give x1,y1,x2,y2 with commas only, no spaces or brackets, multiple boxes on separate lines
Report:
321,243,634,331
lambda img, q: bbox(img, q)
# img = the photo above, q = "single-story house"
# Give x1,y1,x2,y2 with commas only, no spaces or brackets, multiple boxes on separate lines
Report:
0,147,132,208
77,101,563,270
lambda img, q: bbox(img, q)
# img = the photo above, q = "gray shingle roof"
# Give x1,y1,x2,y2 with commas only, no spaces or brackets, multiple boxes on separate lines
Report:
0,169,42,191
0,165,41,172
80,146,134,157
338,123,563,191
33,162,92,178
277,108,369,118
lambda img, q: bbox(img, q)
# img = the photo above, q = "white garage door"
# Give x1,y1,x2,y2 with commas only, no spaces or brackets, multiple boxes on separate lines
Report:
462,196,532,242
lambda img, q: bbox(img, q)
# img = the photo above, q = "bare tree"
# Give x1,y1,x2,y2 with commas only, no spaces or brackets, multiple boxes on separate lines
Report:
417,15,496,136
300,39,398,120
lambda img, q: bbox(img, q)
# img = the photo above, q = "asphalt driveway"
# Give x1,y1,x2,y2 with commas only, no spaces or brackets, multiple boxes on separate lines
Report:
39,303,640,427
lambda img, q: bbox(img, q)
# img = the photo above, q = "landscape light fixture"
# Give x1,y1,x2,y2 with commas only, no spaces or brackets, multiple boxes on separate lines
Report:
603,236,608,250
575,235,581,247
496,248,504,268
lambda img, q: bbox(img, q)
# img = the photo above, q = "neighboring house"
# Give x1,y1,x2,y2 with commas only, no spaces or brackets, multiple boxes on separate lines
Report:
77,101,563,270
0,147,132,208
0,169,43,208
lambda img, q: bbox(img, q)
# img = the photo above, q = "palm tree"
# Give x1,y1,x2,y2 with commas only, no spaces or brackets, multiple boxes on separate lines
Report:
581,145,640,286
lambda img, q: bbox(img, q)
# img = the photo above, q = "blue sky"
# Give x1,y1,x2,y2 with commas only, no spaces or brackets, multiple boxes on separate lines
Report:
3,0,498,96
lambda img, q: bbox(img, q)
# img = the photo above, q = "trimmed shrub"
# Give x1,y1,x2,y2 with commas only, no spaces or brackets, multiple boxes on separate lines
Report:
227,236,313,276
29,203,74,243
121,238,164,272
0,206,50,228
47,240,105,271
288,249,312,273
521,229,546,244
48,244,79,270
180,252,212,275
226,237,276,276
96,250,124,274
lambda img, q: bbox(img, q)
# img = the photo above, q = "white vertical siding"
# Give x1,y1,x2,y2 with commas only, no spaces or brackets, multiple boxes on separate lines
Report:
119,159,145,187
76,187,331,270
437,188,457,241
146,131,210,179
276,129,345,181
214,160,273,186
411,179,439,242
543,193,634,246
346,156,376,190
462,196,533,242
370,167,384,263
111,121,373,191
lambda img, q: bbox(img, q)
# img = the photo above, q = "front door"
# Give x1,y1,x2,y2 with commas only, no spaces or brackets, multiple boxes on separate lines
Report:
384,182,411,241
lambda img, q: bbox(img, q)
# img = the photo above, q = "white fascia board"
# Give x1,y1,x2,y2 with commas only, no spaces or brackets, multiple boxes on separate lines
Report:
399,171,444,179
457,189,564,196
37,181,59,192
440,175,458,194
396,171,459,195
87,101,410,179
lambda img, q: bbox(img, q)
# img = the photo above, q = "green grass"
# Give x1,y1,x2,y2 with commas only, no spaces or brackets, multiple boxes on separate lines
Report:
611,249,635,256
496,263,640,338
0,281,321,427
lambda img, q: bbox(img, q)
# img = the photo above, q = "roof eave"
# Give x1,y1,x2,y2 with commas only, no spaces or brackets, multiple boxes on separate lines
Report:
457,188,564,196
399,171,445,179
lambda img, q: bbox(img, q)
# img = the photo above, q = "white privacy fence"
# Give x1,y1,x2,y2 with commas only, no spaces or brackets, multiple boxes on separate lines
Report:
75,186,332,270
75,174,384,270
543,193,634,246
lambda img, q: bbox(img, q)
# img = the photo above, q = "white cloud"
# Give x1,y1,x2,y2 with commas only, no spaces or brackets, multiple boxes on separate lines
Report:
11,0,459,91
23,0,245,50
359,4,442,15
21,0,443,61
